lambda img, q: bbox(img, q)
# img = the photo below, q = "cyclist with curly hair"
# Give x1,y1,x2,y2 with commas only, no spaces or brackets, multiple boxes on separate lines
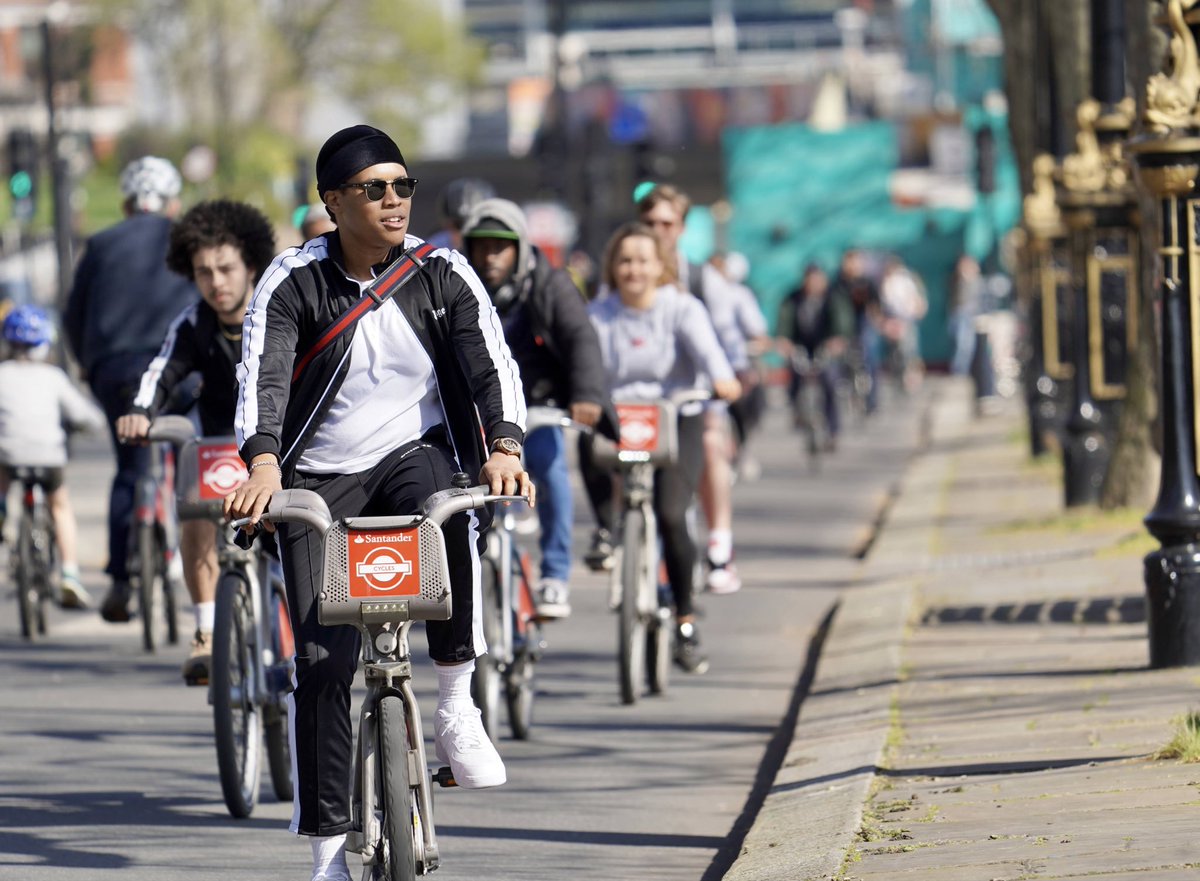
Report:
115,199,277,683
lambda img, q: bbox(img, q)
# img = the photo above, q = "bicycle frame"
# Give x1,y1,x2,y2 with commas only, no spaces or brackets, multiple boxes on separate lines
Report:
250,482,521,878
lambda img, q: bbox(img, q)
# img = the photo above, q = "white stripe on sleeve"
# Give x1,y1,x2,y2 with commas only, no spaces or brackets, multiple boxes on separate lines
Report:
133,303,197,411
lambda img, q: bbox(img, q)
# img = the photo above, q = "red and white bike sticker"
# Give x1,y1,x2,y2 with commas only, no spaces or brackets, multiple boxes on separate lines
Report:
197,443,248,499
616,404,660,452
347,530,422,598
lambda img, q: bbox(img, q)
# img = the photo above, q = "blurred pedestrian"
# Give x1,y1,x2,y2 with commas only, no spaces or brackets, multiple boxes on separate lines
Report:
298,202,336,241
427,177,495,251
63,156,198,621
879,256,927,393
948,255,984,376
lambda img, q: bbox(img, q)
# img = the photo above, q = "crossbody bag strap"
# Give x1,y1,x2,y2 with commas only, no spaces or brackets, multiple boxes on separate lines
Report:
291,241,436,383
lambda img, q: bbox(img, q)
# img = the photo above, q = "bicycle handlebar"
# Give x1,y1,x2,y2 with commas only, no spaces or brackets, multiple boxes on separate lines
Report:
525,405,595,435
146,415,198,447
230,485,528,535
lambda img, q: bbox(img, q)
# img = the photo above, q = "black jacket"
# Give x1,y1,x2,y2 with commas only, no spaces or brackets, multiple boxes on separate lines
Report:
498,249,615,435
130,300,240,436
236,233,525,486
64,212,198,374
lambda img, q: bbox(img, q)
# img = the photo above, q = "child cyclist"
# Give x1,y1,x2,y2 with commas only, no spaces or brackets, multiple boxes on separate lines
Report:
116,199,276,684
0,305,106,608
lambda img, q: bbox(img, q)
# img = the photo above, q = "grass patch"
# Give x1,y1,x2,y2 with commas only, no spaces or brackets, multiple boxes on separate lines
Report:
1097,530,1159,559
991,505,1145,536
1154,712,1200,762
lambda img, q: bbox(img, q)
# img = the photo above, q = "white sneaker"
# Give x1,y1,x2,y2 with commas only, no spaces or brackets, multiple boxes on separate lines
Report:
434,704,506,789
312,873,351,881
535,577,571,619
706,561,742,594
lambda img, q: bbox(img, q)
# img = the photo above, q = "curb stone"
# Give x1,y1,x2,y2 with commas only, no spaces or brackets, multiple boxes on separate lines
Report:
723,379,972,881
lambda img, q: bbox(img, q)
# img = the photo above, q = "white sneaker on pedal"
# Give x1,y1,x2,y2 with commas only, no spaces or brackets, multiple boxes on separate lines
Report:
434,704,506,789
535,577,571,620
705,560,742,595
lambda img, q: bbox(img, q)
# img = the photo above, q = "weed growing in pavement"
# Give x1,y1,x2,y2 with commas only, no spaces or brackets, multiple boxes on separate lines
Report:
1154,712,1200,763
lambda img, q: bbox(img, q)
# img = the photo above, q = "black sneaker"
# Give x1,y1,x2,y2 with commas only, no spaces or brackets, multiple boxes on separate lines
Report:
674,621,709,674
583,528,615,572
100,581,134,623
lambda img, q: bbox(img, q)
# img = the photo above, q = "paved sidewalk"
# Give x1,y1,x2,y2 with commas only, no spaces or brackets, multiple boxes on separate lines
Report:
725,378,1200,881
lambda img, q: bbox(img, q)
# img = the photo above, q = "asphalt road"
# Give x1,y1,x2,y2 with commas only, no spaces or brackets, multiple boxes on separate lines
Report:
0,386,926,881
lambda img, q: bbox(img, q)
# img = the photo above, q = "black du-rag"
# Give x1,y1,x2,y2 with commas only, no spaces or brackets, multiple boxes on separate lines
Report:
315,125,407,196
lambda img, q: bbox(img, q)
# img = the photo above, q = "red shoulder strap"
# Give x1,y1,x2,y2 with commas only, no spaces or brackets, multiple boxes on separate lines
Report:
291,241,436,384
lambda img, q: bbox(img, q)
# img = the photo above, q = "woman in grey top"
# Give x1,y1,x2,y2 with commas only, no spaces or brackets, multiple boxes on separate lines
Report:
581,222,740,674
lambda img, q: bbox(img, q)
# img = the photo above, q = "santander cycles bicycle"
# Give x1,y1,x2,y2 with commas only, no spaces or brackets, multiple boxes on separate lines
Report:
128,421,186,651
236,476,523,879
8,466,61,639
593,391,707,705
471,405,592,741
154,414,295,818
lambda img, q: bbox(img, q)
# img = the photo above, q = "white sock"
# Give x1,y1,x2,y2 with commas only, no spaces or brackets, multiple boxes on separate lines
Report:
311,833,349,880
436,659,475,711
707,530,733,566
61,563,80,580
195,601,216,633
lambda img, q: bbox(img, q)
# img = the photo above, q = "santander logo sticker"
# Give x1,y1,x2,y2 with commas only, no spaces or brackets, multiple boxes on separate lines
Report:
616,404,660,452
197,443,248,499
347,530,421,598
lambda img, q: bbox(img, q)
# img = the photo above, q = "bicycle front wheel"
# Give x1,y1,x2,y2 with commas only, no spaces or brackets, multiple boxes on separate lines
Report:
136,524,164,652
471,558,503,741
264,582,293,803
378,693,417,881
618,508,648,706
212,571,262,818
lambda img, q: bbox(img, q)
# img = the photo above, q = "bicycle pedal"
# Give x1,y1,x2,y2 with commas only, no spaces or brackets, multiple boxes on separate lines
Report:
433,767,458,788
183,674,209,687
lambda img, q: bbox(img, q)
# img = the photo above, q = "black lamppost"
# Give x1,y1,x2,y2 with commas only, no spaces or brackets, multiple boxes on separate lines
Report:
1059,0,1138,507
1131,0,1200,667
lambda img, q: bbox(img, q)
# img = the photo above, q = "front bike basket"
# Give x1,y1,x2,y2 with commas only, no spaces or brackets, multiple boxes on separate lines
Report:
319,516,453,627
591,400,679,468
176,436,249,520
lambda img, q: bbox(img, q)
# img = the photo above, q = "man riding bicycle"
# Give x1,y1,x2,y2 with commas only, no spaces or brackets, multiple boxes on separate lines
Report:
116,200,277,683
462,197,613,619
222,125,530,881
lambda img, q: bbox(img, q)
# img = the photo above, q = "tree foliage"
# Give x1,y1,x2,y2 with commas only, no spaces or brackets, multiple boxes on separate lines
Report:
93,0,483,161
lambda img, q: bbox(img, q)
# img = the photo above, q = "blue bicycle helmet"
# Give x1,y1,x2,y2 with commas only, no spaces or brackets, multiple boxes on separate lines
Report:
3,304,52,347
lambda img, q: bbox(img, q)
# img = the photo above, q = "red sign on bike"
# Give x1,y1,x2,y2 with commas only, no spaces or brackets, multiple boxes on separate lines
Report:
346,530,422,598
616,404,660,452
197,443,248,499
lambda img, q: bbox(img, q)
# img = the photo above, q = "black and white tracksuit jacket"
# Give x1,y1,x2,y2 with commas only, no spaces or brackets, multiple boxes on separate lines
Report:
131,300,240,436
235,233,526,487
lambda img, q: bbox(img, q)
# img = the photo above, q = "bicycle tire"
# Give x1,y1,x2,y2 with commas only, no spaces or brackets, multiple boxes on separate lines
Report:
506,649,536,740
137,523,163,652
646,613,672,696
378,693,418,881
212,571,262,818
163,549,180,646
264,584,293,802
618,508,648,706
471,558,503,741
15,509,38,640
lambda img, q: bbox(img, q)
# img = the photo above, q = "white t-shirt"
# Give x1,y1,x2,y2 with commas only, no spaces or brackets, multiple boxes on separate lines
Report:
297,278,444,474
0,359,105,467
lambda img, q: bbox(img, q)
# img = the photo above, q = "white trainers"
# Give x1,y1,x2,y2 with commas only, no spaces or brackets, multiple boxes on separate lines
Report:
706,561,742,594
434,704,506,789
535,577,571,619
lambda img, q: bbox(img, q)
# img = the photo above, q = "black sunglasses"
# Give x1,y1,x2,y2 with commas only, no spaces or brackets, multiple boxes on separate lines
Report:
339,177,419,201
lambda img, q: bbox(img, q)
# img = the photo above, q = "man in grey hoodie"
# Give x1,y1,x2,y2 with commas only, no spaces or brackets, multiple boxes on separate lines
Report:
463,198,612,618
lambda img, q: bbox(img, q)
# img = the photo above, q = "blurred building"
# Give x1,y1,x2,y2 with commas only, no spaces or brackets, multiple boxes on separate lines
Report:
458,0,907,158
